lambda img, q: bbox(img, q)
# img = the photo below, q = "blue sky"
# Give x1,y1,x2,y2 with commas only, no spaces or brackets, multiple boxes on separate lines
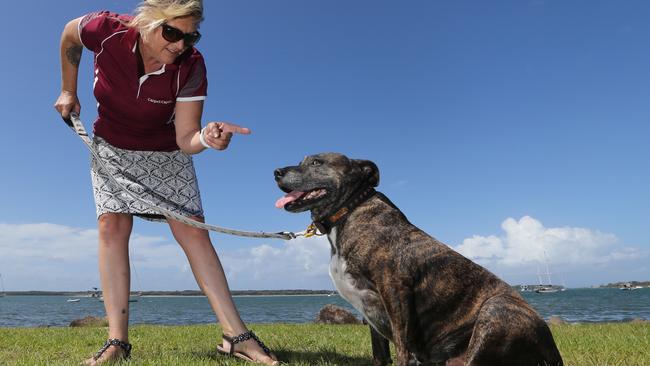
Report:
1,0,648,291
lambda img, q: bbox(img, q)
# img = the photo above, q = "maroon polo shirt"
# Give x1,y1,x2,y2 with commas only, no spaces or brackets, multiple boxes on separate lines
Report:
78,11,208,151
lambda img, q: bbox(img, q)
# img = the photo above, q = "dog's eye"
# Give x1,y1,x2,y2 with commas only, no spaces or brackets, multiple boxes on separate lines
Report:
311,159,322,166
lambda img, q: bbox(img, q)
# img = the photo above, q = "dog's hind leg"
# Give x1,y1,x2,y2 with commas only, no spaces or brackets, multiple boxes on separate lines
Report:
464,296,563,366
370,326,392,366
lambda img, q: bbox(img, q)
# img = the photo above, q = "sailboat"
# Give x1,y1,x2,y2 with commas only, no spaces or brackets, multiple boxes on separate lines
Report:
0,274,6,297
97,261,143,302
534,252,564,293
130,259,143,301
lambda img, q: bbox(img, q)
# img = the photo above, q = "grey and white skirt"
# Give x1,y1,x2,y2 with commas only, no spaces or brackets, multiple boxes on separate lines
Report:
90,136,204,222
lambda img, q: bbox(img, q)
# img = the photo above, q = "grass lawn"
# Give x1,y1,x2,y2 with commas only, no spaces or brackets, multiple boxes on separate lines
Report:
1,322,649,365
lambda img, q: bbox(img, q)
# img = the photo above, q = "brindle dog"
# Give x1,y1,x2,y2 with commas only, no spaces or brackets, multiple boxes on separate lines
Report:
275,153,563,366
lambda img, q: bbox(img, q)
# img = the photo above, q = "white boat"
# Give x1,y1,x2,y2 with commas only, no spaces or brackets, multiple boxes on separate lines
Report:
67,298,81,303
619,283,642,291
535,285,560,294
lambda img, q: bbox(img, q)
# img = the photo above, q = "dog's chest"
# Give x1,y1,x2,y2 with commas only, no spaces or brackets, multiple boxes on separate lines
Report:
329,254,366,313
328,229,363,305
327,228,391,338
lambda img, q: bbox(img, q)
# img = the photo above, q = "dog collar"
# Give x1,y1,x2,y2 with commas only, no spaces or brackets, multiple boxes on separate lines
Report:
313,186,377,235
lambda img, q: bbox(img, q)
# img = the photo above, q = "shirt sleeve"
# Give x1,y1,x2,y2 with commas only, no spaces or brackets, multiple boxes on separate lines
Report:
78,11,123,53
177,54,208,102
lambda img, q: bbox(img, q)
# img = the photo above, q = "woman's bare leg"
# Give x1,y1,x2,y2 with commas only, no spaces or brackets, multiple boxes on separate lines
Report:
168,217,278,365
84,213,133,365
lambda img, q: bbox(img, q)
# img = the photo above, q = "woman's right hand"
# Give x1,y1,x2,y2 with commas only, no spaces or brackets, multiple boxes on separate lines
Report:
54,90,81,120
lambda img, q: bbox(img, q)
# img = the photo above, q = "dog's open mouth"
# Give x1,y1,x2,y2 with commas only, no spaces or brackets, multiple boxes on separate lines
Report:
275,188,327,209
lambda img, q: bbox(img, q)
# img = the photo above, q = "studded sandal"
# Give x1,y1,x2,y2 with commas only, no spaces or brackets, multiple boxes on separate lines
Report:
83,338,132,365
216,330,279,365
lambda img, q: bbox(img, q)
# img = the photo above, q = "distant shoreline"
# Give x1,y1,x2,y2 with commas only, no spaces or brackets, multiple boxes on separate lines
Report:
4,283,650,297
0,290,336,297
598,281,650,289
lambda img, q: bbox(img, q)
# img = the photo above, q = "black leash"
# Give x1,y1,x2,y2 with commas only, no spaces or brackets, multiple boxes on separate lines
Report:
61,112,297,240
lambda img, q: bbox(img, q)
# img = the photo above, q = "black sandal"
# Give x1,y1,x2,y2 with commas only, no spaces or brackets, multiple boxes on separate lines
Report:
88,338,132,363
216,330,278,365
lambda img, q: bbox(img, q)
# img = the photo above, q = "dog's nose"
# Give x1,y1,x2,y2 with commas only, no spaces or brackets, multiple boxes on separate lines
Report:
274,168,286,181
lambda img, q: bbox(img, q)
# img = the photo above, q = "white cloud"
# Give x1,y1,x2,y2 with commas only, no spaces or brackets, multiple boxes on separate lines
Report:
0,222,333,291
456,234,504,262
454,216,635,266
1,217,646,290
219,235,332,290
453,216,649,287
0,222,97,261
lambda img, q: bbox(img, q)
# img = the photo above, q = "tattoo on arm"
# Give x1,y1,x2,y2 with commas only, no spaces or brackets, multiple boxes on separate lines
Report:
65,45,83,67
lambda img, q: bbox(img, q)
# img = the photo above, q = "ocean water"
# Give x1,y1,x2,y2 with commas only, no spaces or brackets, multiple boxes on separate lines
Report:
1,289,649,328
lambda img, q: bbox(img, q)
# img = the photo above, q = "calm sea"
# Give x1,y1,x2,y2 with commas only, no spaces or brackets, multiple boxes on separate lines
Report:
1,289,649,328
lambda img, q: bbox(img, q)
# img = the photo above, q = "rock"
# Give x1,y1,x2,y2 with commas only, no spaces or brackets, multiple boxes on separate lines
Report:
547,316,566,325
630,318,648,324
69,316,108,327
315,304,361,324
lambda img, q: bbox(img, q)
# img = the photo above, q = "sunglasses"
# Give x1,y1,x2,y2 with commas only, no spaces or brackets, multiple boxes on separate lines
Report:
161,23,201,46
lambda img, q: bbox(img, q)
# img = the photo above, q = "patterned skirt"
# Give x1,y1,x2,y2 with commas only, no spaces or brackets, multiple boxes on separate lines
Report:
90,137,204,222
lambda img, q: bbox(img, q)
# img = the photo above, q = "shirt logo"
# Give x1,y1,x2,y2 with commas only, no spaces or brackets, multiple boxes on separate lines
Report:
147,98,173,105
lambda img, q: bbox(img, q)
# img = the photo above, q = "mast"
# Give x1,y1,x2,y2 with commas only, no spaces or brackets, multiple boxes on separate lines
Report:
131,260,142,296
543,250,553,285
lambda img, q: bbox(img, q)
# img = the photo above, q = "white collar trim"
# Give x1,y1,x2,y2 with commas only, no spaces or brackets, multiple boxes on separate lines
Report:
137,64,166,98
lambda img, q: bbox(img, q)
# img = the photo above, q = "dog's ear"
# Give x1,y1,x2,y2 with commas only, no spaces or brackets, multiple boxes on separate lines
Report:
354,159,380,187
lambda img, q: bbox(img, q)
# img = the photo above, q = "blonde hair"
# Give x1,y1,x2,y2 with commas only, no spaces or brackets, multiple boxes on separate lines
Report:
129,0,203,41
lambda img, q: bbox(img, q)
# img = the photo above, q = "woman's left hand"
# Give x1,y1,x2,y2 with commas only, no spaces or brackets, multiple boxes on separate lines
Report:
202,121,251,150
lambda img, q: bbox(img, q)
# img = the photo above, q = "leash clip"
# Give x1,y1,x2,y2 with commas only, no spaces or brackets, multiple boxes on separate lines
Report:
303,223,323,238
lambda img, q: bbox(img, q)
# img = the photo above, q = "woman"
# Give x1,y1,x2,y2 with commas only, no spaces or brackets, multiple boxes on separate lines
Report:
54,1,279,365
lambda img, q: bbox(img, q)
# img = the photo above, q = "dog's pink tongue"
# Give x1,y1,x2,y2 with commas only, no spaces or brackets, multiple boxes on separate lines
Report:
275,191,305,208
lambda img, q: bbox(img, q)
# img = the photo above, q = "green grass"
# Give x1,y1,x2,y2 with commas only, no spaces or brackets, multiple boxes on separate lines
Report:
1,322,649,365
552,322,650,365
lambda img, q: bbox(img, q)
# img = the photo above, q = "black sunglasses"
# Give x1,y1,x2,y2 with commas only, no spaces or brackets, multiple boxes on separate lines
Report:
161,23,201,46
